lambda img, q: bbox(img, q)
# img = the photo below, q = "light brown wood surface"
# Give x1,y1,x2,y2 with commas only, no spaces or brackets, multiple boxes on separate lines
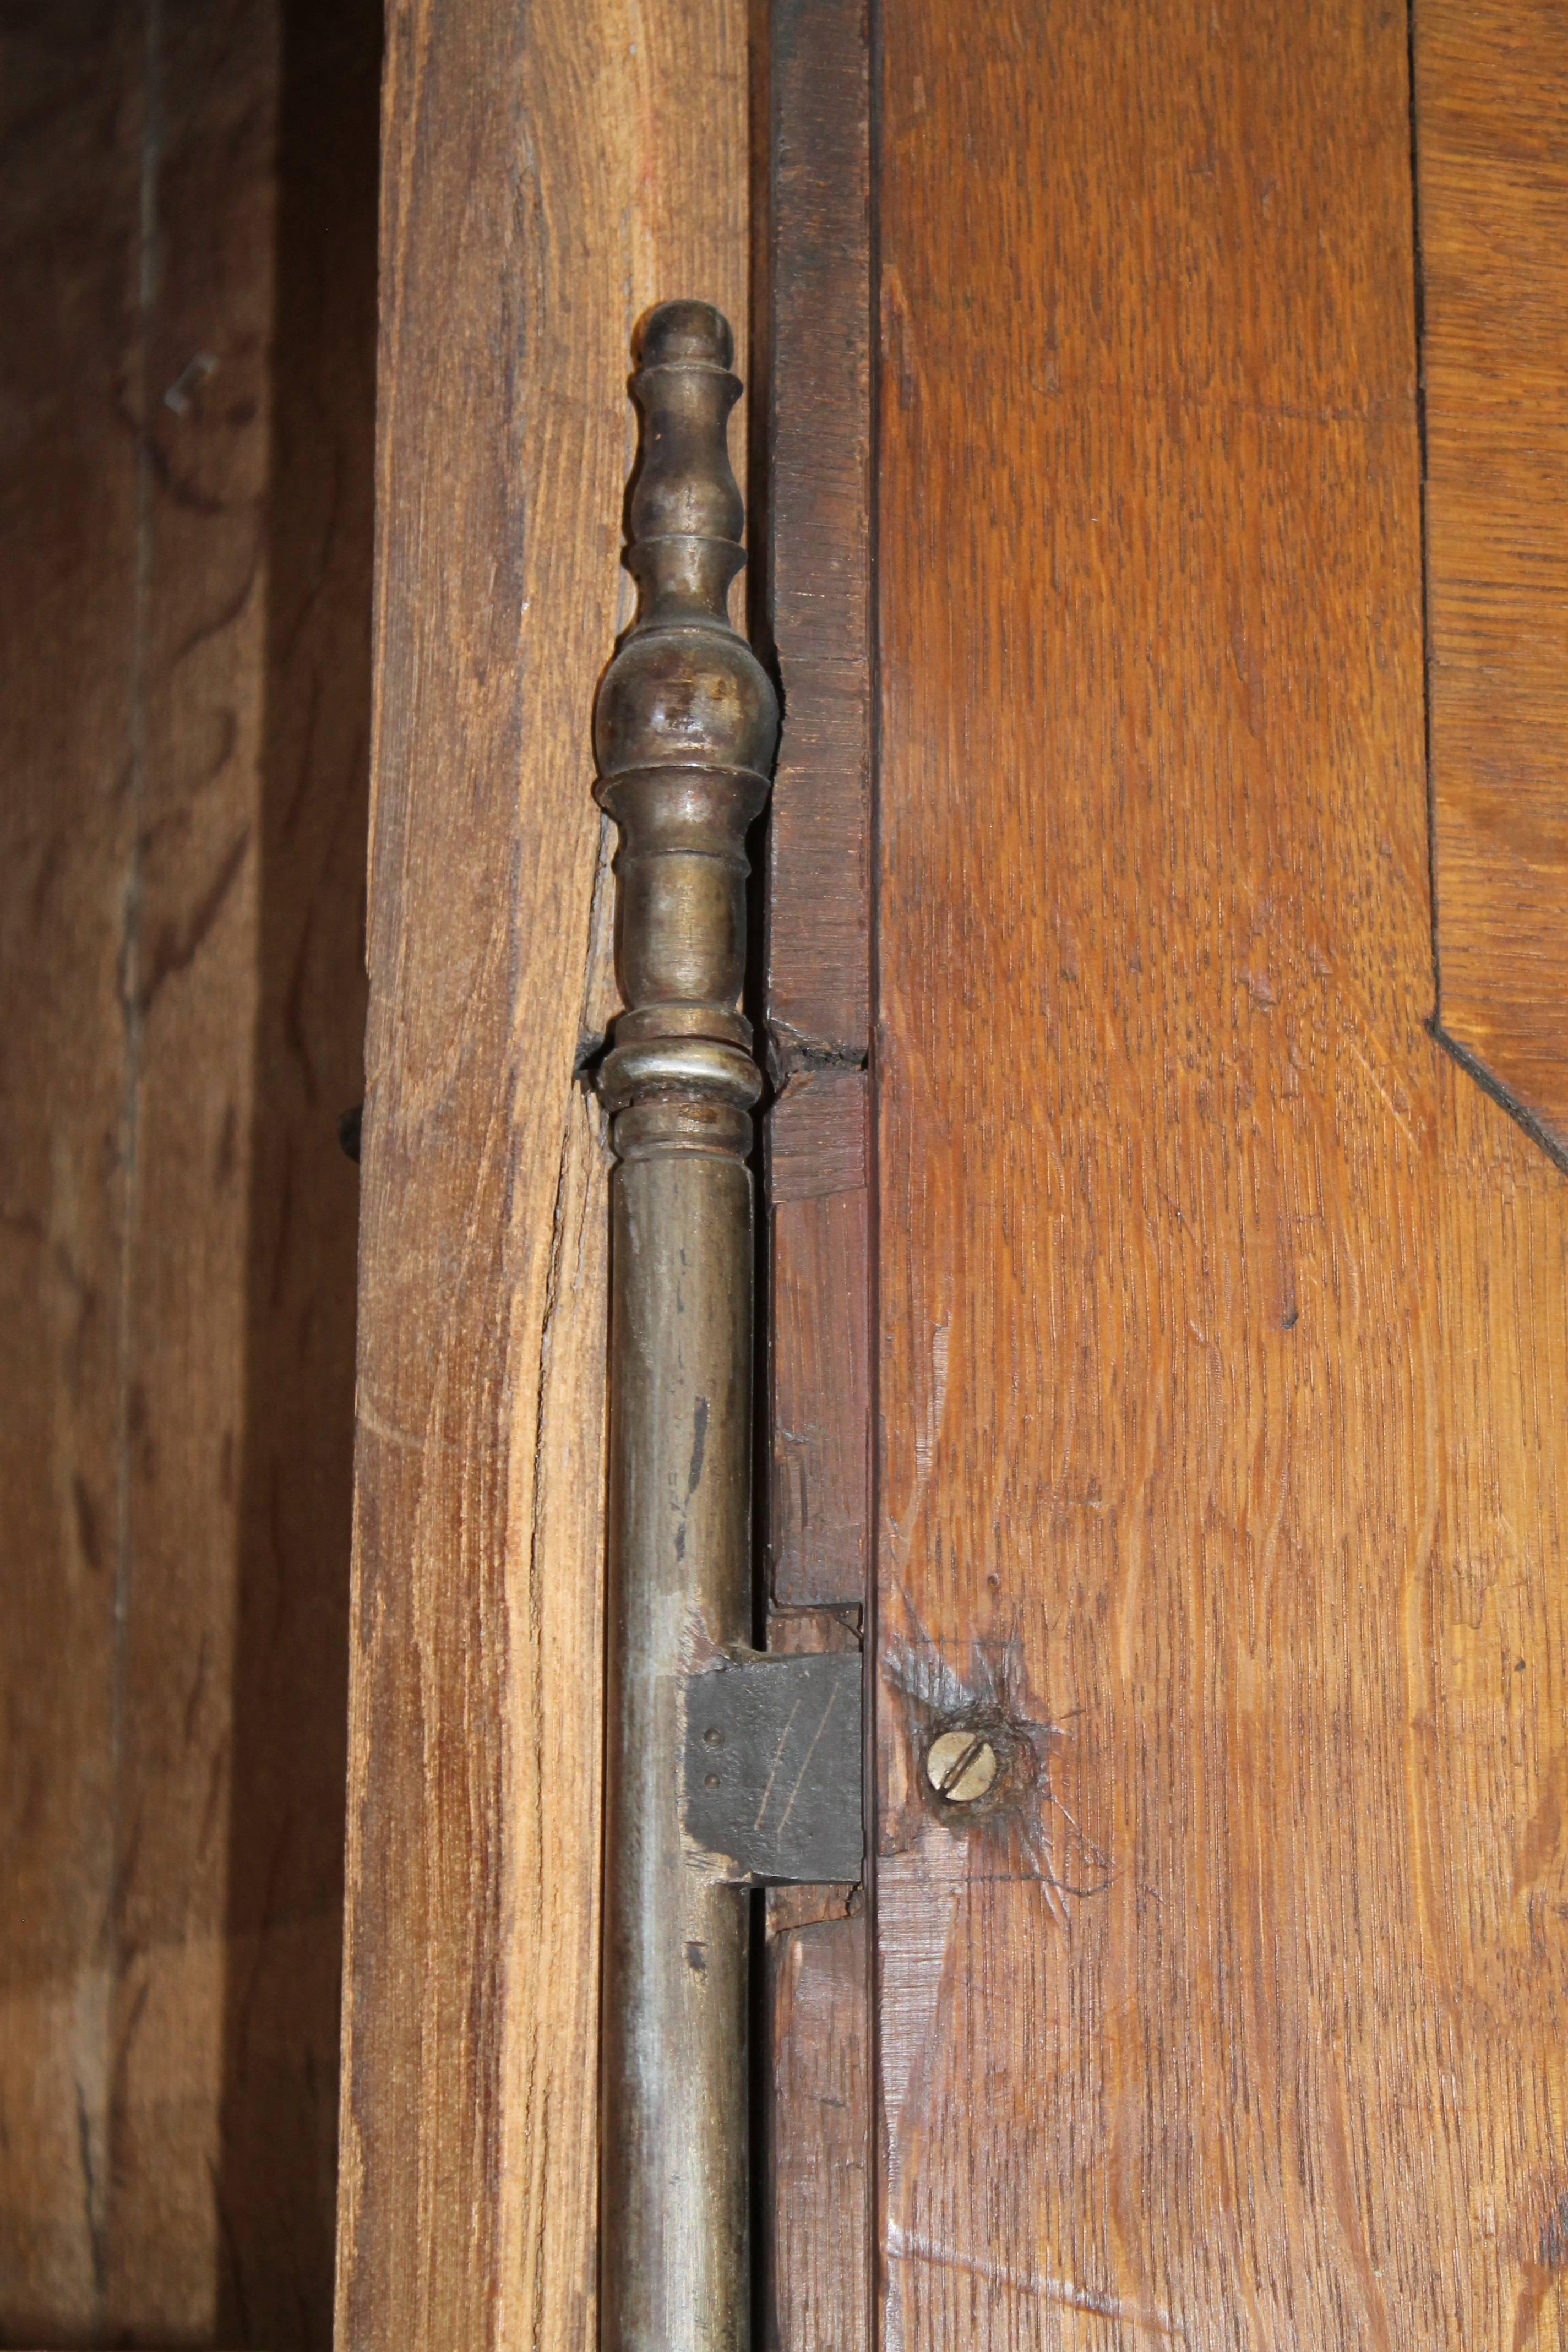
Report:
0,3,374,2339
1417,0,1568,1162
336,4,749,2346
873,2,1568,2345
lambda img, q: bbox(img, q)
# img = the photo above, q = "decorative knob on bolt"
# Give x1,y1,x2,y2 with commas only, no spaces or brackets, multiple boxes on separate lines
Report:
593,301,780,1166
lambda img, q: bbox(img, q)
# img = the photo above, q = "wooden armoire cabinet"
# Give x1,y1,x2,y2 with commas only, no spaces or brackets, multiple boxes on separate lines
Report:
2,1,1565,2347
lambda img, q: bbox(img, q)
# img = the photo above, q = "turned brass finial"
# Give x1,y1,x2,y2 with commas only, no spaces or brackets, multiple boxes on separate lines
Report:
594,301,778,1161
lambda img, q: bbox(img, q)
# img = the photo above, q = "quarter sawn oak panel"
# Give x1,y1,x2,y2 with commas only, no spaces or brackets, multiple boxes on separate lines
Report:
873,2,1568,2344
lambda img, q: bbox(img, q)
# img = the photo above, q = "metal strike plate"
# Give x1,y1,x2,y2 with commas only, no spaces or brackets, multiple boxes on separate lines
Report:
684,1652,864,1885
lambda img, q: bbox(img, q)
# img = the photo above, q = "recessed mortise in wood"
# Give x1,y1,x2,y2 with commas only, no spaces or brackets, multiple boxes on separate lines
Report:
594,301,778,2352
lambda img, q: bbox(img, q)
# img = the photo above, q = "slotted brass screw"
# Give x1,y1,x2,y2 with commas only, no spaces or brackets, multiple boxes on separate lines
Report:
925,1728,999,1805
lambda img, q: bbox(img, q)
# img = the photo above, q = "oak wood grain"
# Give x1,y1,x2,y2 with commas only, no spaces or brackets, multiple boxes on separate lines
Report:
758,8,875,2348
765,1905,870,2351
874,2,1568,2344
0,9,140,2332
0,5,375,2340
761,0,872,1069
110,8,284,2327
335,4,748,2346
767,1069,870,1609
1416,0,1568,1161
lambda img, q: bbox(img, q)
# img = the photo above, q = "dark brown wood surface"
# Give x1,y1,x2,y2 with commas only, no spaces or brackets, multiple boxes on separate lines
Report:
0,3,375,2340
1416,0,1568,1162
765,1903,870,2349
336,4,748,2347
112,7,287,2323
873,2,1568,2344
758,4,875,2348
0,12,140,2332
768,1068,870,1610
760,0,873,1071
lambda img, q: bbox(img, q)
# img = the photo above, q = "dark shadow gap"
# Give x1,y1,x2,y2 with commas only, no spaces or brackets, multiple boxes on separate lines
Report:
214,2,379,2342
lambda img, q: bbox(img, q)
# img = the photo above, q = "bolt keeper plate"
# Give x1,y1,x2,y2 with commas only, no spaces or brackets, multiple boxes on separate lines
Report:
684,1652,864,1885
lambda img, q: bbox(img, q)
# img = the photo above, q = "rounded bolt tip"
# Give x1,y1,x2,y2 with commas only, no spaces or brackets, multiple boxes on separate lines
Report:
635,298,734,372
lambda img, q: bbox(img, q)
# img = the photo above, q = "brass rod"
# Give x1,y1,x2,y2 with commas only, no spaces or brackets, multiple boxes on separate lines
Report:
595,302,778,2352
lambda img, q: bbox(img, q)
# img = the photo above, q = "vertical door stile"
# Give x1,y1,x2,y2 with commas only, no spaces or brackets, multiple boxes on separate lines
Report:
756,3,878,2345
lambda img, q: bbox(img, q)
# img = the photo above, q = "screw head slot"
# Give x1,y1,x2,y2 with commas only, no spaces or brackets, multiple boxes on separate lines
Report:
925,1728,999,1804
918,1711,1035,1823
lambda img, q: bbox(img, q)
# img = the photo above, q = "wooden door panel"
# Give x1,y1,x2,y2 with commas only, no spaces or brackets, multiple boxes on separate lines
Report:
1416,0,1568,1161
872,2,1568,2344
0,5,375,2338
0,15,141,2326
